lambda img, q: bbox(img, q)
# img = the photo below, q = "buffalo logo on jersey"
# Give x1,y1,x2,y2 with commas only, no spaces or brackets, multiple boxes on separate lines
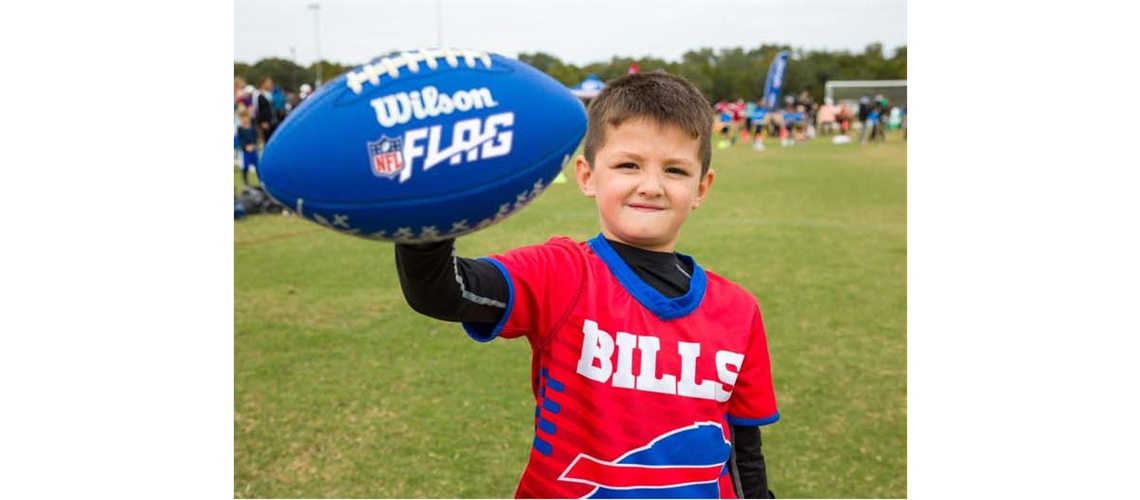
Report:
558,422,730,498
365,85,515,183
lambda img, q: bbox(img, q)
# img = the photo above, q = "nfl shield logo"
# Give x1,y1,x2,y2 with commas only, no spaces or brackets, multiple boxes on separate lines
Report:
368,136,405,179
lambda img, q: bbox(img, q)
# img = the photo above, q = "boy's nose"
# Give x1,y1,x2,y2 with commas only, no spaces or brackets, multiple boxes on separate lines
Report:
637,172,665,197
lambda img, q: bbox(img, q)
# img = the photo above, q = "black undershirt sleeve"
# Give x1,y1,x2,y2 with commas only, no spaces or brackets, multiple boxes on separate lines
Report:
394,239,509,325
731,425,773,498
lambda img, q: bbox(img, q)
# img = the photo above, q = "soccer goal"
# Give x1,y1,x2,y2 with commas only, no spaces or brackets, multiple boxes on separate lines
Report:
825,80,907,108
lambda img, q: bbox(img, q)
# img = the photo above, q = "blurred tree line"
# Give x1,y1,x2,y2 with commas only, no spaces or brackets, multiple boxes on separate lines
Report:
233,58,350,92
234,43,904,103
522,43,906,102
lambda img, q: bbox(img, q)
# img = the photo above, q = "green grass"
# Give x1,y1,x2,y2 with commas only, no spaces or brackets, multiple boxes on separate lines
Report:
235,132,907,498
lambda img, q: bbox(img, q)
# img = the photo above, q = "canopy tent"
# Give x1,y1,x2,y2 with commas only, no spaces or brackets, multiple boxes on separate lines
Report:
570,74,605,100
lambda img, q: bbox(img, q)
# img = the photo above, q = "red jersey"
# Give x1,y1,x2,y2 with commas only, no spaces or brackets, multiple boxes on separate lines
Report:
462,235,779,499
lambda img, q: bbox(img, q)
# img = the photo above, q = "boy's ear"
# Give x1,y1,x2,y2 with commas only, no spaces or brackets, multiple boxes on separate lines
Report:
692,168,715,209
575,155,596,198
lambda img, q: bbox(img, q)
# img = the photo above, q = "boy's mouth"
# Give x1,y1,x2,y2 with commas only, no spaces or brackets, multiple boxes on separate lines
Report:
627,203,665,212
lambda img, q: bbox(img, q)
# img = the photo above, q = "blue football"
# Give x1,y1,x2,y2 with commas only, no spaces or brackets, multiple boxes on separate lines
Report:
259,48,587,243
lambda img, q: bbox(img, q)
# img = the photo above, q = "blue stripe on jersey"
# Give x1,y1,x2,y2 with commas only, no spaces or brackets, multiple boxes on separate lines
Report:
533,436,553,456
541,367,564,392
460,257,515,342
542,398,561,414
537,416,556,435
727,411,781,427
587,234,707,321
534,368,562,453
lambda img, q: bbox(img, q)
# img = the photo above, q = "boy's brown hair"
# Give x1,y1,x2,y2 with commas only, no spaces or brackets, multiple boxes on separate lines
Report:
582,73,713,175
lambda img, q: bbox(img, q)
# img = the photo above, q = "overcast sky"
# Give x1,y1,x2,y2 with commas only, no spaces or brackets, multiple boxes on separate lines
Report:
235,0,906,67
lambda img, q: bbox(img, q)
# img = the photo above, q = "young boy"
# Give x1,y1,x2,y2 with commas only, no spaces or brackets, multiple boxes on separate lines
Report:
236,111,259,187
395,73,779,499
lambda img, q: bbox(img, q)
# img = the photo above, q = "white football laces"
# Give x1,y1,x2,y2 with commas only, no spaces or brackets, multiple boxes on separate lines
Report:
346,49,493,95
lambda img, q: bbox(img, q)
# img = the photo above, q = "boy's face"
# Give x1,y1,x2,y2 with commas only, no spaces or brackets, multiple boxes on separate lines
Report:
575,118,713,252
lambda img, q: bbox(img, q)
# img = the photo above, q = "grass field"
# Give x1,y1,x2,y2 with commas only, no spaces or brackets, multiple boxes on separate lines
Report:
234,132,907,498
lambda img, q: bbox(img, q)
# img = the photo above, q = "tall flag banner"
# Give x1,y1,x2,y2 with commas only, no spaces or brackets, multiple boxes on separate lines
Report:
761,51,790,110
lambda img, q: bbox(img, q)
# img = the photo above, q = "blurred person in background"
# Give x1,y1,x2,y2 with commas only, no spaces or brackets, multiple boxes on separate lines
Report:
817,97,838,136
858,95,873,145
254,77,278,145
237,110,260,187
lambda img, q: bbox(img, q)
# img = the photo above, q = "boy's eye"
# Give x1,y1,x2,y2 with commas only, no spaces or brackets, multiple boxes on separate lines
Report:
666,167,690,176
616,163,637,169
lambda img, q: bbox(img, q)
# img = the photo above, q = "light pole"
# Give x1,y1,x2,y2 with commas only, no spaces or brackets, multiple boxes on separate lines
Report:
308,3,322,86
437,0,442,48
290,47,298,90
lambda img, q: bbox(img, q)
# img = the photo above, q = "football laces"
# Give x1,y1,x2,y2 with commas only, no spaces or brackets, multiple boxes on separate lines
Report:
346,49,493,94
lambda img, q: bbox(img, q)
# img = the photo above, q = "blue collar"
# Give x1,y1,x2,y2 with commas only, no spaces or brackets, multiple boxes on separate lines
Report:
587,234,707,321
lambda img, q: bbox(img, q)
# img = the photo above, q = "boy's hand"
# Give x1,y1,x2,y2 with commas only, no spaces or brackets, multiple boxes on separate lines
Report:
244,145,255,152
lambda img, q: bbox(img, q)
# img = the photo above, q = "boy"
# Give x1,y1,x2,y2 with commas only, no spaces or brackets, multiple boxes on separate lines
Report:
395,73,779,499
236,111,259,187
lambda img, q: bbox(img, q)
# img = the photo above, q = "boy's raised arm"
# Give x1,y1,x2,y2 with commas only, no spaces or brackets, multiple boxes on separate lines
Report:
394,239,509,325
